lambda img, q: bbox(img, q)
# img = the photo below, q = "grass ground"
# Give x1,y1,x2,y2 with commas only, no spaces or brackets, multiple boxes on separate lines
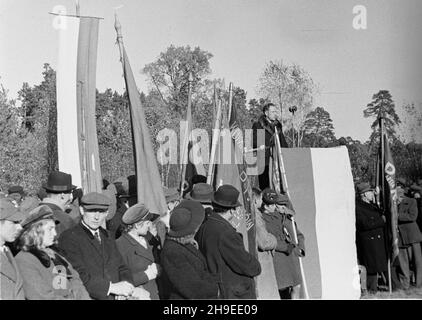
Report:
361,286,422,299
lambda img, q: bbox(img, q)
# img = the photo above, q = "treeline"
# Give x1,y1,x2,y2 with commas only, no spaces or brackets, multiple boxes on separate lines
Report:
1,46,421,194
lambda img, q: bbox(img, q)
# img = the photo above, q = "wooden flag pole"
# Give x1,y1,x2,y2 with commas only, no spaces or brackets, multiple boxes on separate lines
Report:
274,126,310,299
179,73,193,196
379,115,393,294
207,89,222,185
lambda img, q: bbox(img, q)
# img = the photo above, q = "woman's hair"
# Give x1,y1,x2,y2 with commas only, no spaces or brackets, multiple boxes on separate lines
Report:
18,219,52,251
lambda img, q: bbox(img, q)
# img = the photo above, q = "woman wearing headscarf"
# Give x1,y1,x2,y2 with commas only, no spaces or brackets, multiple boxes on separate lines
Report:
160,200,219,299
15,205,90,300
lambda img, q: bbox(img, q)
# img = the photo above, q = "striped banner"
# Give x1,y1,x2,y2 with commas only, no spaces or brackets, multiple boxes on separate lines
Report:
278,147,360,299
56,16,102,192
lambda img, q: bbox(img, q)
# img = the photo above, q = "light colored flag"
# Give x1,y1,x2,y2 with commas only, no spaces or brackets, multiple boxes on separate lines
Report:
56,16,102,192
278,147,360,299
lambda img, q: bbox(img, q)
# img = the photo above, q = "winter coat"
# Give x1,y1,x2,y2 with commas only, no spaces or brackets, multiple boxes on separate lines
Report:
0,247,25,300
57,222,133,300
160,239,219,299
355,199,388,273
196,212,261,299
15,249,90,300
261,209,304,289
398,197,422,246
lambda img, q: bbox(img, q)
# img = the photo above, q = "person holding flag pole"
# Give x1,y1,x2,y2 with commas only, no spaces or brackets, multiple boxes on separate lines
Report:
375,112,400,293
272,126,310,299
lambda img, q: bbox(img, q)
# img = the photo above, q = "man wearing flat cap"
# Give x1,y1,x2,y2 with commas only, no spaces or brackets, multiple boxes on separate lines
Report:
196,184,261,299
0,198,25,299
116,203,161,300
355,182,387,293
58,192,150,300
260,188,304,299
40,171,77,236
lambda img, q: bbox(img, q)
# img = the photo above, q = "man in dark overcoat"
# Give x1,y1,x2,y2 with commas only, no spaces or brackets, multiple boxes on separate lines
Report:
58,192,149,300
355,182,387,293
252,102,289,190
395,187,422,289
196,184,261,299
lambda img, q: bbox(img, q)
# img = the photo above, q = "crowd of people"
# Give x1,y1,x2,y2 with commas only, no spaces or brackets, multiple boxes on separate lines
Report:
355,178,422,294
0,168,309,300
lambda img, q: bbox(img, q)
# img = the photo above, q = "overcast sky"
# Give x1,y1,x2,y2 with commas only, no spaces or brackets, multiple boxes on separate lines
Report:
1,0,421,142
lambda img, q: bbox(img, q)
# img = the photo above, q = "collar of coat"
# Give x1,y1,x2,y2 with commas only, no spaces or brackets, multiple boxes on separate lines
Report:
258,114,282,137
207,211,236,230
78,221,110,240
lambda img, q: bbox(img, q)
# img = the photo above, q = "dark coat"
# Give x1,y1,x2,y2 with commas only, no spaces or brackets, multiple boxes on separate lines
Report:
40,201,76,237
355,199,388,273
57,222,133,300
416,198,422,234
196,212,261,299
398,197,422,246
116,232,159,300
0,248,25,300
15,249,90,300
160,239,219,300
252,115,289,165
106,200,127,239
261,209,304,289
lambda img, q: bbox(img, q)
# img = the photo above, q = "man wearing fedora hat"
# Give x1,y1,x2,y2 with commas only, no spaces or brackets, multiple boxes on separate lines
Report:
116,203,161,300
161,200,219,299
196,184,261,299
186,183,214,218
40,171,77,237
355,182,388,293
58,192,150,300
0,199,25,299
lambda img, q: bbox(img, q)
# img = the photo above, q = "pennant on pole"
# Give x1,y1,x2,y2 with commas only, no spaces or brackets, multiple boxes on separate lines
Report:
115,16,167,215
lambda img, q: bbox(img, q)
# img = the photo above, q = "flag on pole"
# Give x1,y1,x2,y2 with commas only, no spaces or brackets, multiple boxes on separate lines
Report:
115,21,167,216
375,117,400,260
56,15,102,192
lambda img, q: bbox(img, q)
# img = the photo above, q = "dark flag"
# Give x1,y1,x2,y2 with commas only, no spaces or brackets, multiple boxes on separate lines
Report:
375,116,400,260
115,16,167,216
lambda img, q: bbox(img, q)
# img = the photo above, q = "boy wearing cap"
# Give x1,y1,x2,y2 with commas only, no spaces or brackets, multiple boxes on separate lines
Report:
116,203,161,300
196,184,261,299
58,192,150,300
0,199,25,299
260,188,305,299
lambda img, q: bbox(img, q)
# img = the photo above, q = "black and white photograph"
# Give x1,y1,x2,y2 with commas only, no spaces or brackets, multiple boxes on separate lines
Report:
1,0,422,304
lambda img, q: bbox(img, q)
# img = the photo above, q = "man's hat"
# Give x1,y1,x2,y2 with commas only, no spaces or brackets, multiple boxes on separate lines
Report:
262,188,278,205
122,203,160,225
20,205,58,229
20,197,41,215
8,185,26,196
43,171,76,193
168,200,205,238
356,182,373,195
0,198,25,222
186,183,213,204
211,185,241,208
80,192,111,211
164,187,181,203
